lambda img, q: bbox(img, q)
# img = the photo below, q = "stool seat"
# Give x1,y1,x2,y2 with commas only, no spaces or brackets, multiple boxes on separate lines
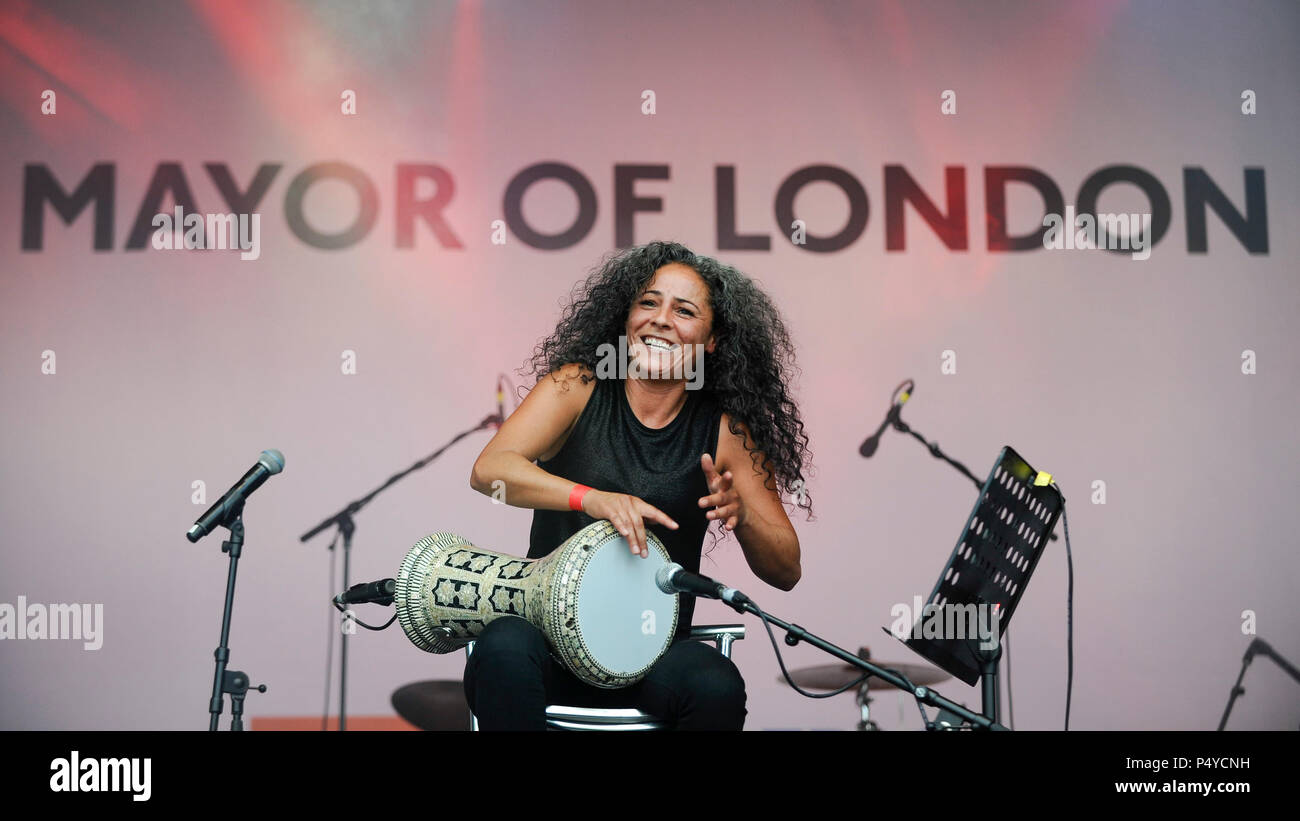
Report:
545,706,666,731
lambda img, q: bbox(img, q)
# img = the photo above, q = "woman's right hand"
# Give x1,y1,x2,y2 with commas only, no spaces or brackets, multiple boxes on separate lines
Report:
580,490,678,558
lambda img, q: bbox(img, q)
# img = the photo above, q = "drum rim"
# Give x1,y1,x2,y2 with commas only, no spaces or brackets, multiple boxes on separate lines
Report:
550,519,679,687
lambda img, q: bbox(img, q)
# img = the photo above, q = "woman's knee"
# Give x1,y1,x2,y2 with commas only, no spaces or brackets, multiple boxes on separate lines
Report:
464,617,546,677
651,641,747,705
462,618,551,729
692,653,746,706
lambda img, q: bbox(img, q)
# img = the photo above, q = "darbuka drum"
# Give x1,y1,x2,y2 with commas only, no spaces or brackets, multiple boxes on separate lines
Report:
395,519,678,689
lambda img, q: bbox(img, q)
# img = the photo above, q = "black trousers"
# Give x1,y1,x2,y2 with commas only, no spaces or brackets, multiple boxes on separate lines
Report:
463,617,747,731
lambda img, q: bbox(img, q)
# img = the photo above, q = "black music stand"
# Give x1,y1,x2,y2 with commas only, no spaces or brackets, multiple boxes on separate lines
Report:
896,446,1063,724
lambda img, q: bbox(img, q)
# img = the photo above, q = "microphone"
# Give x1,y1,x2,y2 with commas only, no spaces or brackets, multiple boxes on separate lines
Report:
859,380,914,458
655,563,749,605
495,375,506,427
334,578,396,606
858,414,892,458
187,449,284,542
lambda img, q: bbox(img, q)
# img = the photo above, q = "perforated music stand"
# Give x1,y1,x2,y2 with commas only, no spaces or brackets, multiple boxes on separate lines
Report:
897,446,1062,723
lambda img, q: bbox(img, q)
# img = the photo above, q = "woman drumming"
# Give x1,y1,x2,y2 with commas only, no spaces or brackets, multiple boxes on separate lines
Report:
465,240,812,730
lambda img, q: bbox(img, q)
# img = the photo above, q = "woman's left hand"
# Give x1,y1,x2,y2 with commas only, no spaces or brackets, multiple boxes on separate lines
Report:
699,453,747,530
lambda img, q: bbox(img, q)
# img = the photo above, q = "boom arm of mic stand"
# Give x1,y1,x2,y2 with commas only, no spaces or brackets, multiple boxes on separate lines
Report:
1254,640,1300,685
892,418,983,492
895,419,1059,542
736,599,1008,730
1219,639,1300,730
298,415,499,544
296,414,500,732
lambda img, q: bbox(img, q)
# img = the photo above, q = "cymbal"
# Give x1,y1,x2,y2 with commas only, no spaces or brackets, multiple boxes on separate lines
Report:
391,680,473,731
781,660,950,692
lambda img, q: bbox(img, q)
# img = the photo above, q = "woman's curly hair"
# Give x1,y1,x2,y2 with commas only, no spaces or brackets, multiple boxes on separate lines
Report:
521,241,814,541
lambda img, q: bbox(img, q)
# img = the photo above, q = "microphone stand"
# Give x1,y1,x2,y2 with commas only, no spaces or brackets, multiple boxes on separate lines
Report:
890,410,983,493
877,401,1058,543
299,412,502,731
727,596,1008,730
204,501,267,730
1218,638,1300,730
858,381,1060,727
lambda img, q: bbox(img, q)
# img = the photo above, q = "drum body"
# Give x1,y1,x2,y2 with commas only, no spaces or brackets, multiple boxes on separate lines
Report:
395,519,678,689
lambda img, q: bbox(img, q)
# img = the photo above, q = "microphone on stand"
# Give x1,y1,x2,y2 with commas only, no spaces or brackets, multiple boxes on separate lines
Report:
655,563,750,605
187,449,285,542
859,380,914,458
858,414,893,458
477,375,507,433
334,578,396,606
495,375,506,427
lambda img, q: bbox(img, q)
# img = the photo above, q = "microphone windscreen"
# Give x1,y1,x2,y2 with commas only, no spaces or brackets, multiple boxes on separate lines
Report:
655,562,683,594
259,449,285,474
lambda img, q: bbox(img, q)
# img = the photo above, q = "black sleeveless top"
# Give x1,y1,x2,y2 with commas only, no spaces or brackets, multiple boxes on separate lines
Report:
529,376,724,641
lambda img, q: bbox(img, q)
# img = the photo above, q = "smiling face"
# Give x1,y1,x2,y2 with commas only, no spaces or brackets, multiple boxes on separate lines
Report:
624,263,717,382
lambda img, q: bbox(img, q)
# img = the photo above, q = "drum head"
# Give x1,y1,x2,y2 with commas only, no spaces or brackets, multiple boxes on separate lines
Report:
570,528,677,685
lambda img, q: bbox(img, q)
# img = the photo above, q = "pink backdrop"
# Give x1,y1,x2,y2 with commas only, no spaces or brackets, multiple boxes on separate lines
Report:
2,0,1297,730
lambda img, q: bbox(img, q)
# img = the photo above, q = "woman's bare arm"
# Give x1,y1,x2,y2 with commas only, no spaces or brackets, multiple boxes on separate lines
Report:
470,365,681,556
714,413,802,591
469,363,595,510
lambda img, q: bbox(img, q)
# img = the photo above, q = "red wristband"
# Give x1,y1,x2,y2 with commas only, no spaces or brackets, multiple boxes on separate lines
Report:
569,484,593,512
